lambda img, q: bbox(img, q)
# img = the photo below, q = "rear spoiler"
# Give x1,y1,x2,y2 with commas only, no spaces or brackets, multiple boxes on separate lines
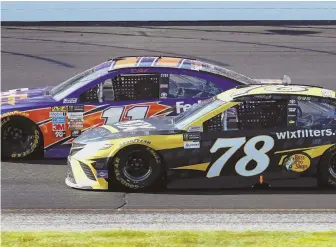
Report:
253,75,291,85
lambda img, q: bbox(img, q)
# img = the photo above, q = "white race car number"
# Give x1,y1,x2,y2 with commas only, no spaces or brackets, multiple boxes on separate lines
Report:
207,135,275,178
102,106,149,125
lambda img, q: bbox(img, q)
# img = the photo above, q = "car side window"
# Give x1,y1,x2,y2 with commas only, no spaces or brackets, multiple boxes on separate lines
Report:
203,99,288,132
294,99,336,129
79,84,100,103
102,73,160,102
168,74,222,99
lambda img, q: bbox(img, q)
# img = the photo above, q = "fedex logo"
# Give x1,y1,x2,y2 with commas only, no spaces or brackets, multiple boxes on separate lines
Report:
176,100,202,114
52,123,65,131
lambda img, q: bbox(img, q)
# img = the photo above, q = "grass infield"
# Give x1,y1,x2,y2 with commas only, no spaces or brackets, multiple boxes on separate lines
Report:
1,230,336,247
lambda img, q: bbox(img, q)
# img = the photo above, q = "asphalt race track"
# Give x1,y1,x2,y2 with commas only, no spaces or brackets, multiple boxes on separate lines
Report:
1,25,336,220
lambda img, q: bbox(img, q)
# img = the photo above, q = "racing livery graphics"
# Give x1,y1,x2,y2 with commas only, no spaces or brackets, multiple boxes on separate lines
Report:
65,84,336,190
1,56,289,159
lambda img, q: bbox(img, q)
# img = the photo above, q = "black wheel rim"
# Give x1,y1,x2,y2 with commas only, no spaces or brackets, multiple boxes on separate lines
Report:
123,151,152,182
329,154,336,179
2,124,34,153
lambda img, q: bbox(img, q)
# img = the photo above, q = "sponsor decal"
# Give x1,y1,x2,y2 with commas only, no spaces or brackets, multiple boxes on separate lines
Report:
160,92,168,99
52,123,66,131
288,107,296,113
183,132,201,141
322,89,334,98
288,120,296,124
96,170,108,178
67,112,84,119
275,129,335,139
69,122,84,130
67,106,84,131
187,126,203,132
51,106,67,112
160,84,169,88
119,139,151,147
63,98,78,104
49,112,66,117
297,96,311,101
176,100,202,114
289,99,298,105
53,131,66,138
1,111,29,118
184,141,200,149
284,154,311,172
131,68,148,73
253,95,272,100
52,117,66,124
71,130,81,137
67,105,84,112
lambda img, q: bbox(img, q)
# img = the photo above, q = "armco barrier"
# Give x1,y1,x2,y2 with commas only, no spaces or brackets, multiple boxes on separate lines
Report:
1,1,336,22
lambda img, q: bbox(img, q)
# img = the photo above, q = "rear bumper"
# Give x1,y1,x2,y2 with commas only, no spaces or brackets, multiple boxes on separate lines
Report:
65,156,108,190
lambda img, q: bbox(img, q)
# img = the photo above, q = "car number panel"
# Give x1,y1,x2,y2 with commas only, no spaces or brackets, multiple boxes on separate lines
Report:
164,128,334,188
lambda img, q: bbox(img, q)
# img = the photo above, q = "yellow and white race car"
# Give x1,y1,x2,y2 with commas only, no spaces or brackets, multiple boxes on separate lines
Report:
66,84,336,191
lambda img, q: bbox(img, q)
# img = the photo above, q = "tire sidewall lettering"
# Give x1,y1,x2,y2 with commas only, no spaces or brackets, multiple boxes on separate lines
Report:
112,147,162,189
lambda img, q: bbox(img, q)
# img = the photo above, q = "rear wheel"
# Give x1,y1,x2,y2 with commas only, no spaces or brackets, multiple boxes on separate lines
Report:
109,145,164,191
1,117,42,159
317,147,336,189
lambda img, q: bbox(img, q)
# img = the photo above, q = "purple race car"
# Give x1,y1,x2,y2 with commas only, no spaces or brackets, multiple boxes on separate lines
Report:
1,56,290,159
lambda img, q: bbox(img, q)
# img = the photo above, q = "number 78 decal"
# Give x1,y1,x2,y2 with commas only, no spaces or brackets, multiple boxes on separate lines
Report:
207,135,275,178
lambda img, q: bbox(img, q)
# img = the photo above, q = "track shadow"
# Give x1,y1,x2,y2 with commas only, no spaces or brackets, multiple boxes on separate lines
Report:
1,158,67,165
1,50,75,68
101,184,336,195
266,29,320,35
159,187,336,195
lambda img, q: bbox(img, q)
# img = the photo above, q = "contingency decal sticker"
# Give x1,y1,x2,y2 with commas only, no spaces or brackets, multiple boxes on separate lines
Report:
50,106,67,138
67,105,84,137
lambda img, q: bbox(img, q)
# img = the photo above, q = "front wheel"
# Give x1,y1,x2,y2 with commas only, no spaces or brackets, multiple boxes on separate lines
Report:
109,145,164,191
317,147,336,189
1,117,42,159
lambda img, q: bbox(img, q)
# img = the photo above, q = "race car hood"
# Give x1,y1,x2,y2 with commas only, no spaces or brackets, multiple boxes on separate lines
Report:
1,86,56,107
74,117,181,144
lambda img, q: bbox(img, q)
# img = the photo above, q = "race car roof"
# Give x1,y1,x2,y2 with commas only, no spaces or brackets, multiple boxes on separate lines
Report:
217,84,336,102
107,56,256,85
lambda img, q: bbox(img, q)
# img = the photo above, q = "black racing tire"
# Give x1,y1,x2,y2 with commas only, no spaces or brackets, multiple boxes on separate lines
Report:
1,116,43,159
317,146,336,189
109,145,165,191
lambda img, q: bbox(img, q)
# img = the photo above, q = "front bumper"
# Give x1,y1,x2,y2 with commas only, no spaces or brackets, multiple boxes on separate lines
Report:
65,156,109,190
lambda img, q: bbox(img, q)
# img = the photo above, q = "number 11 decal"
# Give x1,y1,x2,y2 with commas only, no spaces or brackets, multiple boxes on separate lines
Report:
207,135,275,178
102,102,171,125
102,106,149,125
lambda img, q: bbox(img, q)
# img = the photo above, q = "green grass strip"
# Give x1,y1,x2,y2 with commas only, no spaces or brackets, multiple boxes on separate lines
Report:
2,230,336,247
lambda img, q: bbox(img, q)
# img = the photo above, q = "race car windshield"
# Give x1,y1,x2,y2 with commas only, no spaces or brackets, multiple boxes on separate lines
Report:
173,98,224,129
50,62,111,100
